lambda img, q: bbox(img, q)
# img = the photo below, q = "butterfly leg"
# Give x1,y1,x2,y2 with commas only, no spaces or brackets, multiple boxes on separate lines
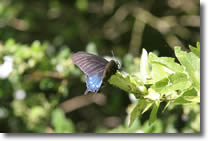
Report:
94,90,99,94
84,89,89,95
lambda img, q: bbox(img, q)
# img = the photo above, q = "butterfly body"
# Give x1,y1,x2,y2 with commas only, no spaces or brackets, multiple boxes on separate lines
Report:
71,52,118,94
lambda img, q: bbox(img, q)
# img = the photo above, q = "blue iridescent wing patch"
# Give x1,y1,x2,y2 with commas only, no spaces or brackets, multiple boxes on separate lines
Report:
85,73,104,94
71,52,118,94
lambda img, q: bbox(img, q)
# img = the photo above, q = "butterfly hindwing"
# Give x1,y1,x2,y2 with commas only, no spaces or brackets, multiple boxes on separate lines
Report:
85,72,104,94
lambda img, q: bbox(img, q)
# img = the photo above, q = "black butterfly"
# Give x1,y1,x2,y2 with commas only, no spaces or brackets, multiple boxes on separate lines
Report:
71,52,118,94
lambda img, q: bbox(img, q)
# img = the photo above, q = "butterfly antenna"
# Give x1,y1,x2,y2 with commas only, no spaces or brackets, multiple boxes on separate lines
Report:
111,50,115,59
111,50,121,69
111,50,117,63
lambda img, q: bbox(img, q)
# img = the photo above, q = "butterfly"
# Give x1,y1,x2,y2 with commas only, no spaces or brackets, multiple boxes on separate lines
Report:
71,52,119,94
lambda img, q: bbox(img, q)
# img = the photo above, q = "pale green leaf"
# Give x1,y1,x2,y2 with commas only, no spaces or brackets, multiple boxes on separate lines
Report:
174,88,199,104
86,42,98,55
140,48,151,82
183,96,200,103
174,96,200,104
142,120,163,133
108,72,146,97
149,53,184,73
151,72,192,94
162,101,171,113
142,102,153,114
151,63,170,83
183,88,198,96
174,96,192,104
189,42,200,57
149,101,160,125
175,47,200,91
129,99,151,127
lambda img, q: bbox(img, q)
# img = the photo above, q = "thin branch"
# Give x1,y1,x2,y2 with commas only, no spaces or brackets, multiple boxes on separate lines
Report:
60,93,106,113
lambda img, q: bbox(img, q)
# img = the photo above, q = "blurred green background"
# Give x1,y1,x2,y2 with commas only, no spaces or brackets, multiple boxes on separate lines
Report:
0,0,200,133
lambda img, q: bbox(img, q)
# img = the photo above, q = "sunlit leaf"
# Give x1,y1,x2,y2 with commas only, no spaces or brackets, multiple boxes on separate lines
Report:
175,47,200,91
108,72,146,97
129,99,152,127
174,88,199,104
189,42,200,57
151,72,192,94
149,53,184,73
149,101,160,125
162,101,171,113
140,48,151,82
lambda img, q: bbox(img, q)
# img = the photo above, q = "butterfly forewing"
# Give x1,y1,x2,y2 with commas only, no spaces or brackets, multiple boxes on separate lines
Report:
71,52,108,75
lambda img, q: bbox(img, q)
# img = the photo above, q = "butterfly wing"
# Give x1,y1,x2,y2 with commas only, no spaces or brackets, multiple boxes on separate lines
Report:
72,52,109,94
85,71,104,94
71,52,108,76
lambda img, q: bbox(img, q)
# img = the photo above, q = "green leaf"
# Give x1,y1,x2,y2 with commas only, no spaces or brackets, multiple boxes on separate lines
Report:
108,118,141,133
151,72,192,94
142,102,153,114
174,88,200,104
174,97,191,104
151,63,170,83
196,42,200,48
149,53,184,73
149,53,184,83
182,88,198,96
175,47,200,91
140,49,151,82
51,108,75,133
189,42,200,57
149,101,160,125
162,101,171,113
75,0,88,11
142,120,163,133
129,99,152,127
108,72,146,97
29,106,46,123
183,96,200,103
86,42,98,55
174,96,200,104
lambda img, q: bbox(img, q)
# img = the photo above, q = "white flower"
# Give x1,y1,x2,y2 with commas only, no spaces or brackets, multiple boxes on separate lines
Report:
56,64,63,72
145,88,160,100
129,93,138,102
14,89,26,100
0,56,13,79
